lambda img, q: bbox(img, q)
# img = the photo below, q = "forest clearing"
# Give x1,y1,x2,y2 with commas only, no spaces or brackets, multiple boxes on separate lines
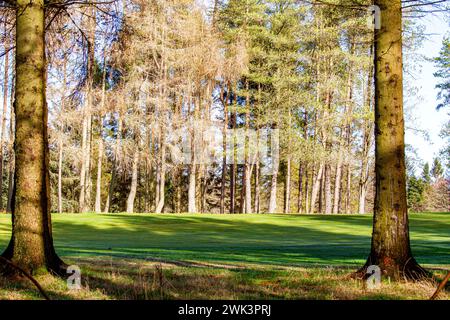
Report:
0,213,448,300
0,0,449,305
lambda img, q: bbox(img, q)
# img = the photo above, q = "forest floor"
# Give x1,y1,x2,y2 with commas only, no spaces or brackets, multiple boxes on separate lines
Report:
0,212,448,300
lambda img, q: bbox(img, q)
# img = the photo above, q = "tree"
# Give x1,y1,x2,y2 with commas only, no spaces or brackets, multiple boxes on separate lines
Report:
407,176,425,211
431,158,443,180
422,162,431,184
360,0,427,279
433,36,450,110
1,0,66,275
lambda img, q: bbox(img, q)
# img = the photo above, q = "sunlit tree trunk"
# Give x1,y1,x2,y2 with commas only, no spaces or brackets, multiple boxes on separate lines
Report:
220,87,227,214
268,129,279,214
297,163,304,213
104,115,122,213
244,81,252,213
0,23,10,211
155,131,166,213
359,47,374,214
6,82,14,214
2,0,66,275
284,159,291,214
126,148,139,213
361,0,426,279
310,163,323,213
94,137,103,213
229,99,237,214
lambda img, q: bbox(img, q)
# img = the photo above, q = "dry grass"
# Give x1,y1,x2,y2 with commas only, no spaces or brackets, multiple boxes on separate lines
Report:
0,257,448,300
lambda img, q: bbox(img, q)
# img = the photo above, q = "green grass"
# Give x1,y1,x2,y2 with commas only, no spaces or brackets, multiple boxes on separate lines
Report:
0,212,448,300
0,212,448,267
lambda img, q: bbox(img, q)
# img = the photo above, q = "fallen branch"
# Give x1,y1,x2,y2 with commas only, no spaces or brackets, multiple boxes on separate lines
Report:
430,272,450,300
0,256,51,300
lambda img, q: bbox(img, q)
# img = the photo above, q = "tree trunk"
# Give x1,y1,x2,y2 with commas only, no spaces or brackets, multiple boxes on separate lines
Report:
345,165,351,214
188,112,197,213
220,87,227,214
304,167,309,214
297,163,303,213
94,137,103,213
359,46,375,214
104,115,122,213
1,0,66,275
332,158,343,214
79,9,95,213
6,82,14,214
230,109,236,214
188,162,196,213
254,129,260,214
79,113,88,212
268,132,279,214
324,164,332,214
360,0,426,280
244,81,252,213
126,148,139,213
58,143,63,214
0,25,10,211
284,159,291,214
310,163,323,214
155,131,166,214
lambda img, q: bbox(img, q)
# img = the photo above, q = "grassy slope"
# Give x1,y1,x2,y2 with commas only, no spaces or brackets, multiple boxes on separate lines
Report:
0,213,448,300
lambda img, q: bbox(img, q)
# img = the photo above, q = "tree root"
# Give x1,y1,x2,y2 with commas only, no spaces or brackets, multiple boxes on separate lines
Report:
430,272,450,300
0,256,50,300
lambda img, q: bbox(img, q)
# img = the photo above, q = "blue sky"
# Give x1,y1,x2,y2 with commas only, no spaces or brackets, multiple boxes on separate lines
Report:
405,13,449,167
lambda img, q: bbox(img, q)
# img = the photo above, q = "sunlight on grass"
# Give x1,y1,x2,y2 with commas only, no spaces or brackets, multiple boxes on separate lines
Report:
0,213,448,300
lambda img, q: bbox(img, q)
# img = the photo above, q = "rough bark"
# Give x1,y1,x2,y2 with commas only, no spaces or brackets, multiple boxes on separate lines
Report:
2,0,66,276
360,0,427,280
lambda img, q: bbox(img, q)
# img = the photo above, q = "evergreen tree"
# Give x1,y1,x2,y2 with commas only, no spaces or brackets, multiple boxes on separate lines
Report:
431,158,444,180
433,36,450,110
422,162,431,184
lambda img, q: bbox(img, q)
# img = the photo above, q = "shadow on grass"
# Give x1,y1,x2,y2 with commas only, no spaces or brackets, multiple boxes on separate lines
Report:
0,213,449,268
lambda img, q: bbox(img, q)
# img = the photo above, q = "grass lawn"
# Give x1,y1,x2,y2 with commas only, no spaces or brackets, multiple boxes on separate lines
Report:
0,212,448,300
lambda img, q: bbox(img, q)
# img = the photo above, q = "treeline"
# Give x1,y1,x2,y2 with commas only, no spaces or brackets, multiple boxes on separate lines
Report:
0,0,447,214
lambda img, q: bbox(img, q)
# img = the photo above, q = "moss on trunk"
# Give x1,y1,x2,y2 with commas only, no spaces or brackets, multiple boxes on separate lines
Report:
360,0,427,280
1,0,66,276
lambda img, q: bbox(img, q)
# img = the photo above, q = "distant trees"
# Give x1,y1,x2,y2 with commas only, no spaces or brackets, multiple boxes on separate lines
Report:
433,36,450,110
407,158,449,212
0,0,445,219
